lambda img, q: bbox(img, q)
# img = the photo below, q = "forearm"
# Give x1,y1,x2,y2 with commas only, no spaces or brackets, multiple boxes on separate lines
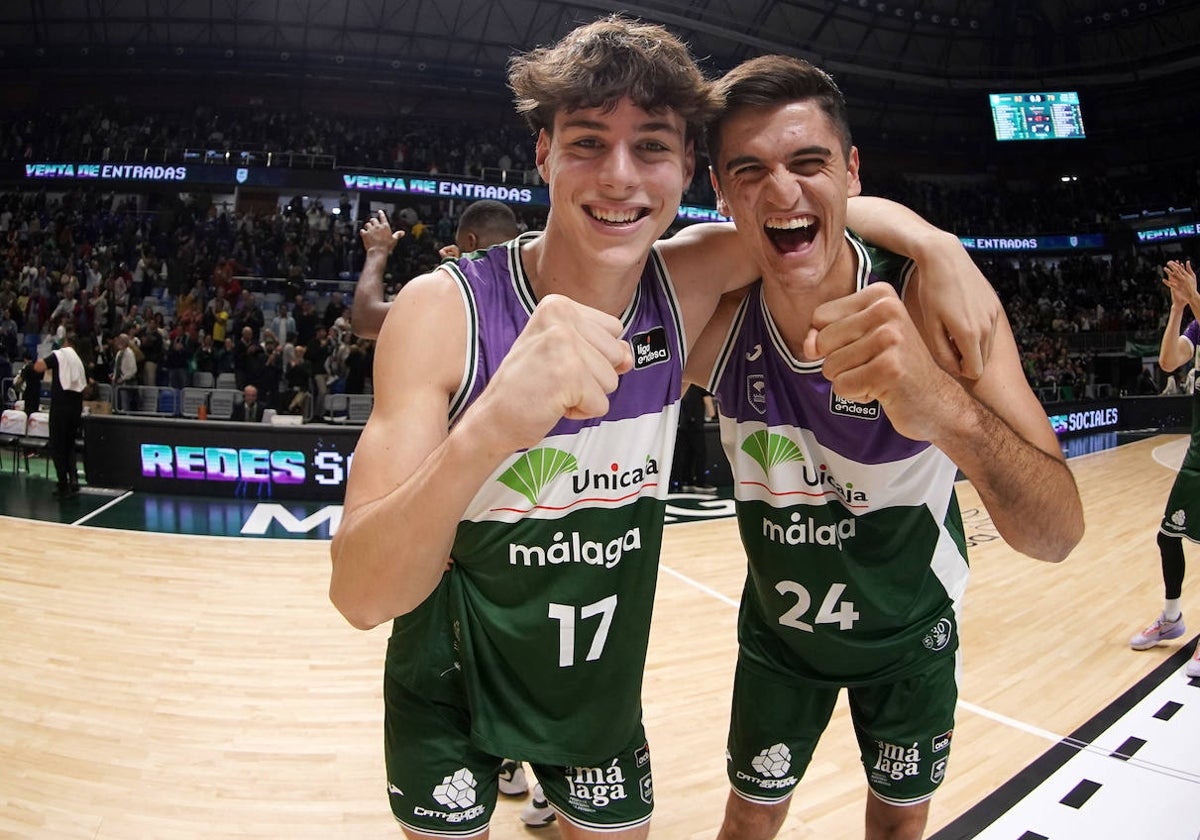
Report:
351,249,389,340
846,196,955,258
932,393,1082,563
1160,305,1191,371
329,401,518,629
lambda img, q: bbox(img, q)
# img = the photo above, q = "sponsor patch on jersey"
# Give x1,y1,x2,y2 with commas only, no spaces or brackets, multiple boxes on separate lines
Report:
635,743,650,768
829,391,880,420
932,730,953,753
747,374,767,415
631,326,670,369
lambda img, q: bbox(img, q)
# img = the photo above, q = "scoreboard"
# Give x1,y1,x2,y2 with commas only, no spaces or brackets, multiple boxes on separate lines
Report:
990,92,1086,141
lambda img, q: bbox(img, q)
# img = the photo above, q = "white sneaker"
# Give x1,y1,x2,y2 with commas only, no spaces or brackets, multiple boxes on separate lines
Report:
1187,643,1200,679
1130,613,1186,650
497,759,528,796
520,784,556,826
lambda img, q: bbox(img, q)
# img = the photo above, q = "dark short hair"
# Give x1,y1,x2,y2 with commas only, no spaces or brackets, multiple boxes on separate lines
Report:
707,54,852,176
508,14,719,144
457,200,519,244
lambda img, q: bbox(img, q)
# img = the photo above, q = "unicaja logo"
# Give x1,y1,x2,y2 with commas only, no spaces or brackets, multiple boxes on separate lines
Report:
571,456,659,494
497,448,578,506
741,430,866,505
741,430,805,473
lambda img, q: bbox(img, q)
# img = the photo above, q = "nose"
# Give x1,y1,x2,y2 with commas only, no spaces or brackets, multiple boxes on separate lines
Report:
763,166,801,208
597,142,638,192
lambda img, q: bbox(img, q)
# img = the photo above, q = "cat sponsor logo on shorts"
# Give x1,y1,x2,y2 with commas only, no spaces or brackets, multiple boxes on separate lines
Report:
412,767,487,825
737,743,798,790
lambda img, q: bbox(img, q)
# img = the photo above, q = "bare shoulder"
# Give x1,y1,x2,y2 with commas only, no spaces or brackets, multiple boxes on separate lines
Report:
659,223,754,351
343,269,469,510
371,267,469,411
658,223,741,292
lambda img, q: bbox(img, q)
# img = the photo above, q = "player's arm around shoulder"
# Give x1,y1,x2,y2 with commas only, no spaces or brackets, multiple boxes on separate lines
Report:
905,270,1084,563
846,195,1001,379
683,288,747,390
659,222,757,350
330,268,485,630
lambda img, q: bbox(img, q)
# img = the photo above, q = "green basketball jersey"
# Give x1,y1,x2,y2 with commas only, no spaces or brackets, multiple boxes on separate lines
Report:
705,234,970,686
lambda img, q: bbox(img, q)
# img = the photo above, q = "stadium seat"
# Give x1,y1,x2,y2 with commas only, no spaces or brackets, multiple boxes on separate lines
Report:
20,410,50,477
0,408,26,473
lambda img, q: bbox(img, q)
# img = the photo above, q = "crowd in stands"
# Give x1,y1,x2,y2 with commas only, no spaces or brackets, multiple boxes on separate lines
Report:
7,102,1198,233
1,102,1198,407
0,187,393,417
3,102,539,182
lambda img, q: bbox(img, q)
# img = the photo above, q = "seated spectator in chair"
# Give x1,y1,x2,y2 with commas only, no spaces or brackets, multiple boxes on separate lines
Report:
283,345,314,416
231,384,263,423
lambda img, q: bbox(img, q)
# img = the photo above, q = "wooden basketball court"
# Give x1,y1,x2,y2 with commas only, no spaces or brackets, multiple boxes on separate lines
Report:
2,433,1198,838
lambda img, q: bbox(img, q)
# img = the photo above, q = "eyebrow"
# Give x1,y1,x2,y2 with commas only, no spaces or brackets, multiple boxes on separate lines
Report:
559,116,681,135
723,144,834,173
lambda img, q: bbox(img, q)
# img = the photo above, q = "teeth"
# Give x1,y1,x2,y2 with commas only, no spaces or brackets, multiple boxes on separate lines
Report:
590,207,642,224
765,217,814,230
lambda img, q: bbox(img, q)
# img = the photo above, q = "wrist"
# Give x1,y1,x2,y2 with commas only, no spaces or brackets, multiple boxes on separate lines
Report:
909,227,960,264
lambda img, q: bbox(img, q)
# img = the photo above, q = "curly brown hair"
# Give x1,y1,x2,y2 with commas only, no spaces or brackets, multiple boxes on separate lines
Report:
508,15,719,144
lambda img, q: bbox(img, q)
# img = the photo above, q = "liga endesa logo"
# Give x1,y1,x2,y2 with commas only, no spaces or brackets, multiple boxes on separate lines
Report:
631,326,671,369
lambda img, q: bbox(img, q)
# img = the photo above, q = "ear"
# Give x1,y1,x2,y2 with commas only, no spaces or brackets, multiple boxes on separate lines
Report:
682,139,696,188
709,166,730,218
535,128,551,182
846,146,862,198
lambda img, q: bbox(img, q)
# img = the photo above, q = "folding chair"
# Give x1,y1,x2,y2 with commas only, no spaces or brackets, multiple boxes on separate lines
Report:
20,410,51,477
208,389,236,420
181,388,211,419
0,408,27,473
346,394,374,425
322,393,349,423
191,371,215,389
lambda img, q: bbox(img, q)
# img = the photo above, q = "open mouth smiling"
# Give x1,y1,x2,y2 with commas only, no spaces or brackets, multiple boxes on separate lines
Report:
586,206,651,226
764,215,819,254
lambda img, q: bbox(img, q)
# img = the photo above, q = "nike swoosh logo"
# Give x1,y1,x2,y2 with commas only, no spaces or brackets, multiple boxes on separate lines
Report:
746,344,762,362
